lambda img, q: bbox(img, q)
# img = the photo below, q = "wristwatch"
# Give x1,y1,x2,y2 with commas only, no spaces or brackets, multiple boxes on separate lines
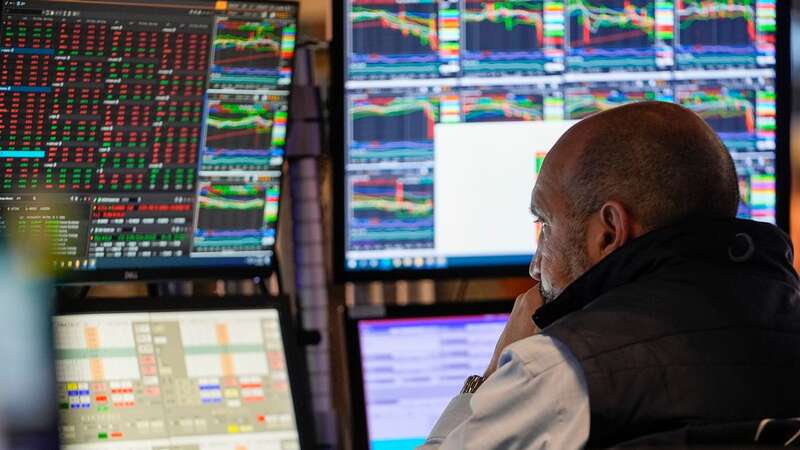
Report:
460,375,486,394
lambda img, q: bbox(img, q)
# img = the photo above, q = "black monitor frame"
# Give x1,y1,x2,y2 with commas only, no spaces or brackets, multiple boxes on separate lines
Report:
331,0,793,282
0,0,299,285
343,300,513,450
776,2,793,236
55,295,316,450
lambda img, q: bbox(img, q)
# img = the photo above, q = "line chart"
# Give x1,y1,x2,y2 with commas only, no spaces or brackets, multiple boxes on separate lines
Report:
349,94,439,163
204,101,275,150
462,1,564,74
212,20,283,75
193,183,271,252
464,1,545,52
350,3,441,78
676,0,770,68
349,174,435,250
566,0,660,71
676,83,757,150
462,89,544,122
565,84,669,119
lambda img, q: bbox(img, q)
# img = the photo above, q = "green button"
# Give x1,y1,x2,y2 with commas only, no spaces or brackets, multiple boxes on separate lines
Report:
98,433,108,440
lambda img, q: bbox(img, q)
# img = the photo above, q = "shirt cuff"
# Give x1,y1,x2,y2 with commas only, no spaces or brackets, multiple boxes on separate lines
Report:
419,394,473,448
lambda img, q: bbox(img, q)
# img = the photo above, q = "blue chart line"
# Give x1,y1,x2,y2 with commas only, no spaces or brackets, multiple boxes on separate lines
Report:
676,0,766,67
461,0,555,73
566,0,658,70
350,141,433,163
202,148,282,169
193,229,274,249
350,176,435,250
349,3,440,77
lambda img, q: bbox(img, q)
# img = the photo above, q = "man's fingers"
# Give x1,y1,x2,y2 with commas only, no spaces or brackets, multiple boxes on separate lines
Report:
486,286,543,378
514,284,543,313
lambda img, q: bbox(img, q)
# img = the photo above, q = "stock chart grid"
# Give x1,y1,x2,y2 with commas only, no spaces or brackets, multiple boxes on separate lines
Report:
0,0,296,276
343,0,780,272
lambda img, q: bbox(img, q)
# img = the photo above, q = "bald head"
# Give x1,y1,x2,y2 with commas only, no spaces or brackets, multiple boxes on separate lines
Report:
529,101,740,302
547,101,740,231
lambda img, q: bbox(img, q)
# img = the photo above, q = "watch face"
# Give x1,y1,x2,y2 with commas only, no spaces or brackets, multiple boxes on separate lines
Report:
461,375,486,394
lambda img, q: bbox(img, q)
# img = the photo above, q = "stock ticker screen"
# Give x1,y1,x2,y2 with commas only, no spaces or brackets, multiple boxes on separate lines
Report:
0,0,296,277
54,308,301,449
343,0,779,273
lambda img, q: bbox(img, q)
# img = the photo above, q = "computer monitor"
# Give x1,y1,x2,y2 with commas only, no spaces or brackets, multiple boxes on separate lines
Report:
0,0,297,282
54,297,314,450
345,301,512,450
334,0,790,280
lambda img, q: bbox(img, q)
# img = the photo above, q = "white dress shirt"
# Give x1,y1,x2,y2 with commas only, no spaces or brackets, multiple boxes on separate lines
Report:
416,335,590,450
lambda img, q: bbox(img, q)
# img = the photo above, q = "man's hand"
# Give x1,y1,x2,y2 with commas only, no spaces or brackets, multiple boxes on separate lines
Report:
484,285,544,378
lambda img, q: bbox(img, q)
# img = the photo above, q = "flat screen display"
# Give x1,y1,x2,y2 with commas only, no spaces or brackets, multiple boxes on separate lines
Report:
54,308,303,449
0,0,297,281
356,312,507,450
338,0,782,277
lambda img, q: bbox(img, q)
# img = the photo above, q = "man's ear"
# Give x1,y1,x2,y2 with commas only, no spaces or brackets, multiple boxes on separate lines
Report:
586,201,636,262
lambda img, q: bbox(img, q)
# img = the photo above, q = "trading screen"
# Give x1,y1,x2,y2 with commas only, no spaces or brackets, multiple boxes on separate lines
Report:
54,309,301,450
343,0,778,273
357,313,508,450
0,0,296,275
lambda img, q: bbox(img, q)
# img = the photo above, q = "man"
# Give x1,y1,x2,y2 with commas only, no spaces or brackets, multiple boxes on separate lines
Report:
419,101,800,449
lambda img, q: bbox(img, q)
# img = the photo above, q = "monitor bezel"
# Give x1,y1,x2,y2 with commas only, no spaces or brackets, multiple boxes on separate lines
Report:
331,0,793,282
55,295,317,450
0,0,299,284
343,300,513,450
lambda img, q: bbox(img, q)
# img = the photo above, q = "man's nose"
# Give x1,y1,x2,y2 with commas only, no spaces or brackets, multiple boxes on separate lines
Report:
529,251,541,281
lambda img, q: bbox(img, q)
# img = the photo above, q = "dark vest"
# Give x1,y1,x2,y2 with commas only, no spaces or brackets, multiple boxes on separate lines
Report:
534,218,800,448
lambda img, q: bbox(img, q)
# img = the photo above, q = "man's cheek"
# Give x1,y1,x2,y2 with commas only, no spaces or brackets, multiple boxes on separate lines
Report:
539,246,559,270
542,251,569,288
538,255,557,289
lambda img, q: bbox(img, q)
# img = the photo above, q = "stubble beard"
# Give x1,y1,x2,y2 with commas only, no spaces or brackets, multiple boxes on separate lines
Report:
539,281,561,305
539,226,592,305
